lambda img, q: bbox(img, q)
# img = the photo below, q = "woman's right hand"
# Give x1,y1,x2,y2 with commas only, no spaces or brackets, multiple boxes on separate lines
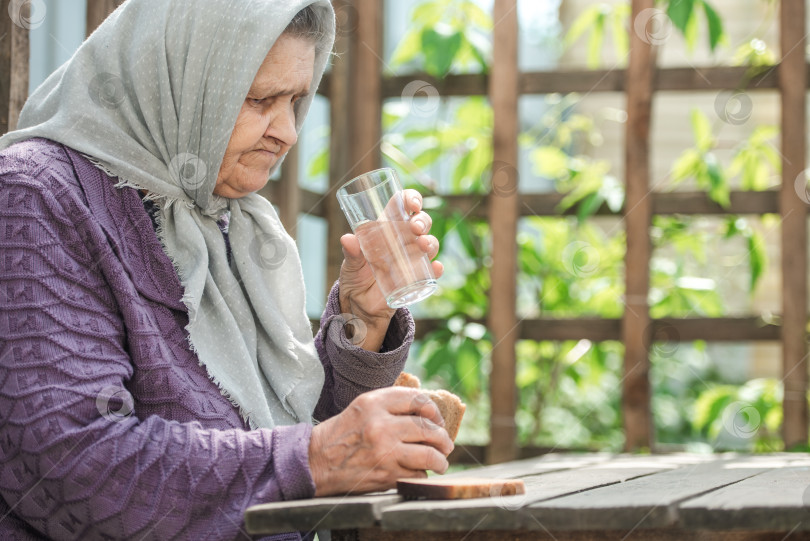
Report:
308,387,454,497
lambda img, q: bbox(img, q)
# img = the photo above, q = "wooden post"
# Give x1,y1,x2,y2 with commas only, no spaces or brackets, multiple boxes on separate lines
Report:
779,0,808,450
326,0,354,291
621,0,655,452
86,0,124,38
326,0,382,291
348,0,382,177
0,0,30,135
486,0,519,465
278,144,300,239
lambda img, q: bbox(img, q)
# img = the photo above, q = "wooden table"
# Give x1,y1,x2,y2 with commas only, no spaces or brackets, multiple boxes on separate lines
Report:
245,453,810,540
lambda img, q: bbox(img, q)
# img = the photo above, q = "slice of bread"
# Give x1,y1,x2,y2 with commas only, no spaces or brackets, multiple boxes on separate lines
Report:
393,372,421,388
397,477,525,500
393,372,465,441
423,389,466,441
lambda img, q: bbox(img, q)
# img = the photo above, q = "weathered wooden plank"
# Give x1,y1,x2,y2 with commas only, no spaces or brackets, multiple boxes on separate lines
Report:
325,0,354,290
350,0,382,177
346,527,810,541
447,444,604,466
293,190,782,220
0,0,30,135
276,144,300,238
381,73,489,98
374,64,791,99
413,317,781,342
679,464,810,531
650,191,780,216
778,0,809,450
445,190,780,219
86,0,125,38
443,452,614,479
244,492,401,535
526,456,798,531
649,317,780,342
298,187,326,218
621,0,656,452
485,0,519,465
381,455,707,532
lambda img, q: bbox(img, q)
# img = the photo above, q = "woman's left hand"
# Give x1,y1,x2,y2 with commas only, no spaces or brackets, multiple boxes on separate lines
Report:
338,189,443,352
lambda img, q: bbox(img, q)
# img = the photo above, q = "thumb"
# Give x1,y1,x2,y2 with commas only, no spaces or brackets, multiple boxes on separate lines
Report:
340,234,366,269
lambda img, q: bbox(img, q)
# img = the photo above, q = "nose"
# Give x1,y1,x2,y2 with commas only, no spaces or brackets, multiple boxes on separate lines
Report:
266,103,298,148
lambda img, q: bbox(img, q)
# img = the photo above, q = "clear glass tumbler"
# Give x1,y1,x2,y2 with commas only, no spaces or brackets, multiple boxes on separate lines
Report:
337,168,438,308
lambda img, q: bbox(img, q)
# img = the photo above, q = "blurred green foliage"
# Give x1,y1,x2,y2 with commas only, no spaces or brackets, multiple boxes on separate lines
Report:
367,0,794,451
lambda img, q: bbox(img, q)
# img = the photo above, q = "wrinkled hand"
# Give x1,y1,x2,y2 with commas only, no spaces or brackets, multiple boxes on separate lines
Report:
339,189,444,352
308,387,454,496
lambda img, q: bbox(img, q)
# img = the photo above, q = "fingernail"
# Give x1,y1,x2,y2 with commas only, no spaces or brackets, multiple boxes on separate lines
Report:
413,218,426,233
411,196,420,208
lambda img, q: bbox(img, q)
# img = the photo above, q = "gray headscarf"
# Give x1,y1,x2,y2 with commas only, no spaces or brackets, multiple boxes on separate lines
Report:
0,0,335,429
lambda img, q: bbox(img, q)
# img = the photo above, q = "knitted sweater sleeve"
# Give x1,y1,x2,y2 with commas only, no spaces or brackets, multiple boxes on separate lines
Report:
313,281,415,421
0,171,313,541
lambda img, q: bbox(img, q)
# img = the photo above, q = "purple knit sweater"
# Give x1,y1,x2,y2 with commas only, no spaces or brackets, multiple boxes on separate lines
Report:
0,138,414,540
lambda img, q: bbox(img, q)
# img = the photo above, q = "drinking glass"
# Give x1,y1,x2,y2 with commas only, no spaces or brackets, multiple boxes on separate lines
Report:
337,168,438,308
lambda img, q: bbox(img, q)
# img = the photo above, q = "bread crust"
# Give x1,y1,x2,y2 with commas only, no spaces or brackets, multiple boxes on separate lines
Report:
393,372,465,441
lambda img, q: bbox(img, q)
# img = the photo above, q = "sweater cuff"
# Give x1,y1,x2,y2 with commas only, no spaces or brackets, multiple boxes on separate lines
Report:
270,423,316,501
320,281,414,386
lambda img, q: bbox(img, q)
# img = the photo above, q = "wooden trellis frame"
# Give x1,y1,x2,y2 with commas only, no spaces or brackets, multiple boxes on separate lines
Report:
307,0,809,458
4,0,806,460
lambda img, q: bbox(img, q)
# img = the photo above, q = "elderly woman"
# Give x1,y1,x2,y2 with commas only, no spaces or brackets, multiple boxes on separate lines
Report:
0,0,453,539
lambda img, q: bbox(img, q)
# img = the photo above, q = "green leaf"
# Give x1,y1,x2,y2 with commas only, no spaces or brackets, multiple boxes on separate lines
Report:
412,146,443,168
412,0,445,26
531,146,569,179
690,109,714,152
456,338,481,397
701,0,725,51
455,219,479,259
683,6,700,51
421,28,463,77
747,231,766,292
693,385,737,434
423,340,451,381
307,148,329,177
577,192,605,222
389,29,422,69
586,13,606,69
704,153,729,207
610,5,630,60
666,0,695,35
461,1,492,29
466,37,490,73
564,5,600,48
670,149,700,183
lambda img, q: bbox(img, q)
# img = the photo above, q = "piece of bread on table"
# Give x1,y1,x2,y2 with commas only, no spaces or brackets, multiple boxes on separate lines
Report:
397,477,526,500
393,372,466,441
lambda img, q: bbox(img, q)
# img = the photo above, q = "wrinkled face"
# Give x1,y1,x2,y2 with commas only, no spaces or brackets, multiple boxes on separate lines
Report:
214,34,315,199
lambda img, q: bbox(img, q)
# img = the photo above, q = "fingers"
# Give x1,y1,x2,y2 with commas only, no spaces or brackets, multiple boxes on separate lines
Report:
402,189,423,214
339,234,368,276
431,260,444,278
416,235,440,260
409,211,432,236
396,414,454,456
362,387,445,429
395,442,450,474
340,234,363,258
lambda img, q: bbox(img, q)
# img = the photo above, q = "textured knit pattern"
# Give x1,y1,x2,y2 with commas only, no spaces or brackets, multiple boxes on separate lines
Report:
0,0,337,434
0,138,413,540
